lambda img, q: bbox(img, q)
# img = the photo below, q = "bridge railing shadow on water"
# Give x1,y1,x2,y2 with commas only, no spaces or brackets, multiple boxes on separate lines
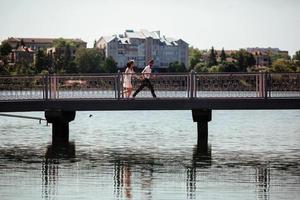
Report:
0,72,299,100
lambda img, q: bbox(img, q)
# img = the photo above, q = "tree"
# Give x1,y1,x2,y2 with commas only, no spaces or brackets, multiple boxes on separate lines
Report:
0,41,12,56
232,49,256,72
194,62,208,72
293,50,300,61
102,56,118,73
53,38,76,48
189,47,202,69
20,39,25,47
93,40,97,48
168,62,186,72
220,48,226,63
208,46,217,67
34,49,51,73
220,62,239,72
74,48,105,73
270,59,296,72
270,53,290,64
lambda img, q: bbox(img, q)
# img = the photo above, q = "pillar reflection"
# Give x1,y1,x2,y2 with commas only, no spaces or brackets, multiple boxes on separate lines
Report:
42,159,58,200
255,166,270,200
186,145,212,200
42,142,76,199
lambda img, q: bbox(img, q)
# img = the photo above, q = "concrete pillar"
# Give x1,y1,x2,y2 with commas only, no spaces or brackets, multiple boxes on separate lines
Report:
45,110,76,147
192,109,212,149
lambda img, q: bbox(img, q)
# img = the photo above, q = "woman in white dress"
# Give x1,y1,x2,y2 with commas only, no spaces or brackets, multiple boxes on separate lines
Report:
123,60,135,98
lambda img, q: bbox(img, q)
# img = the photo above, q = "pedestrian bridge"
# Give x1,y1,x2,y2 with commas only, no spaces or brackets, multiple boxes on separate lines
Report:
0,72,299,150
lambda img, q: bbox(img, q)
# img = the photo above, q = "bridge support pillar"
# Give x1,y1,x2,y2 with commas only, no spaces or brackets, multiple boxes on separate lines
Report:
192,109,212,149
45,110,76,147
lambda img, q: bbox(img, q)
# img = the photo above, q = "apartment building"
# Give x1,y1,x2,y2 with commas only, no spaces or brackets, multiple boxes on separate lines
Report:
96,29,188,70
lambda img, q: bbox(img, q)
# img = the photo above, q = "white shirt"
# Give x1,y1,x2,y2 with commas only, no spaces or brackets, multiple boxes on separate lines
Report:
142,65,152,79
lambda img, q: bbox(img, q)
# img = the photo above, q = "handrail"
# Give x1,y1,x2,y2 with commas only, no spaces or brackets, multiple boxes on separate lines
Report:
0,72,299,100
1,72,299,78
0,113,47,124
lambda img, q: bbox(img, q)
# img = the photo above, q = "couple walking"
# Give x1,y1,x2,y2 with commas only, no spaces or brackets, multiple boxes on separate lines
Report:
123,59,157,98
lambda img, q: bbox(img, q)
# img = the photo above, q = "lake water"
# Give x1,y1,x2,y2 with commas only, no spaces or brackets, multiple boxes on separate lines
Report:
0,110,299,200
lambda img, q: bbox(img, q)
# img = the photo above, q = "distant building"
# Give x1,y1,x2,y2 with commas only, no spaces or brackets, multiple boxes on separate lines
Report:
6,37,87,50
47,46,77,60
246,47,288,55
96,29,189,70
11,46,35,63
5,37,87,64
246,47,289,66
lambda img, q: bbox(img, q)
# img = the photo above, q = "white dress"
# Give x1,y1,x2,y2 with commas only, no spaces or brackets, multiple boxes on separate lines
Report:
123,68,134,88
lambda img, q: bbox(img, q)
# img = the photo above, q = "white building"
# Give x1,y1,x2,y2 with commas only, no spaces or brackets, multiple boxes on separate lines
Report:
96,29,188,70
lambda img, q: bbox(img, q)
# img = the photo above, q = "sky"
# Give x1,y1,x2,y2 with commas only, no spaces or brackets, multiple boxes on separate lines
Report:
0,0,299,55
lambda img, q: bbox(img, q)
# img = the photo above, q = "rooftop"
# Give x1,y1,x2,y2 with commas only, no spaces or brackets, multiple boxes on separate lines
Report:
100,29,186,46
6,37,86,44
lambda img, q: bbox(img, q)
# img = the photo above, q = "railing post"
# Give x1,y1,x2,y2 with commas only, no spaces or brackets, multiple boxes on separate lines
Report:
116,70,121,99
258,72,263,98
190,70,195,99
44,75,48,100
264,72,268,99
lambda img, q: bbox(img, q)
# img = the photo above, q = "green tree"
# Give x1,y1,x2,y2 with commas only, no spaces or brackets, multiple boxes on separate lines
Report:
233,49,256,72
189,47,202,69
168,62,186,72
219,62,239,72
220,48,226,63
20,39,25,47
208,65,220,73
34,49,51,73
74,48,104,73
53,38,76,48
102,56,118,73
208,46,217,67
0,41,12,56
270,59,296,72
293,50,300,61
270,53,290,64
194,62,208,72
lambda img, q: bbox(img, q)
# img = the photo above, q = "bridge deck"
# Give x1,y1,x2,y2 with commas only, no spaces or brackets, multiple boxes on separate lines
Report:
1,98,299,112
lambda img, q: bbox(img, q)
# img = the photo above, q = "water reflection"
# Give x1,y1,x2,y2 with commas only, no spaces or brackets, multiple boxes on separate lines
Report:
42,159,58,200
186,145,212,200
42,142,76,199
255,166,270,200
37,144,294,200
113,157,154,200
45,142,75,159
113,162,133,200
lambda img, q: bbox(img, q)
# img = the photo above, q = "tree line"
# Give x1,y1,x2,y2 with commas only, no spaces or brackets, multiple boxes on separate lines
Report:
1,39,300,75
0,39,118,75
189,47,300,73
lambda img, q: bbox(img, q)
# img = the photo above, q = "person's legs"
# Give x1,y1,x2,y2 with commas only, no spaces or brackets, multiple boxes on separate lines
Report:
123,87,128,98
145,79,156,98
132,80,146,97
127,87,132,98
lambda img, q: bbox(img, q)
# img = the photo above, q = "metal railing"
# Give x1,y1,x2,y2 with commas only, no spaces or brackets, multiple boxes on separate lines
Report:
0,72,299,101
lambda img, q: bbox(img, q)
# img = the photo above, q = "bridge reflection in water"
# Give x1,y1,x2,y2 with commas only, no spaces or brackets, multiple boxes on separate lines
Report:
40,143,274,200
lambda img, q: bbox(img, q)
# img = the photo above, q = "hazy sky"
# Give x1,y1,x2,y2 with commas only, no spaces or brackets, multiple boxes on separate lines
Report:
0,0,299,55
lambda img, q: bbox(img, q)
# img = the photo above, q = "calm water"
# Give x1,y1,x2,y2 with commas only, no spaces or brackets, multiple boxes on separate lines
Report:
0,110,299,200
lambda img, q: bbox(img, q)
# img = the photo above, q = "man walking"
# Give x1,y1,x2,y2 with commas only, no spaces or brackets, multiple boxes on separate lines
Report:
132,59,157,98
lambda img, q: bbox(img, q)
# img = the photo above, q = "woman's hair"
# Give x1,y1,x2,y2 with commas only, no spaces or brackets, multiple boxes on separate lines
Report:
126,60,134,69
